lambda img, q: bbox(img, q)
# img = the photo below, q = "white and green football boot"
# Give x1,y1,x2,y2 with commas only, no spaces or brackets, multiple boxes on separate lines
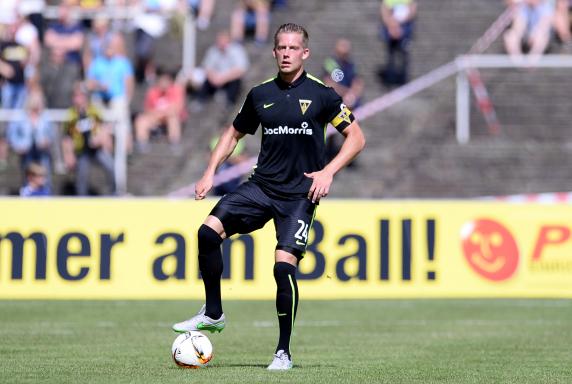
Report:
172,304,225,334
267,350,293,370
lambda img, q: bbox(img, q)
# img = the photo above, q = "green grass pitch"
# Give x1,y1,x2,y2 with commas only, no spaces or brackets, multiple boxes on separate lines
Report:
1,299,571,383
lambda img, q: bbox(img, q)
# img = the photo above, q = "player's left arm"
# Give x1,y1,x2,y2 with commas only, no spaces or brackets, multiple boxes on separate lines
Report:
305,120,365,203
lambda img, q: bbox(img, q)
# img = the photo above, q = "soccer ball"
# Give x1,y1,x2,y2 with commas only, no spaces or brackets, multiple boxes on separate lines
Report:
172,331,213,368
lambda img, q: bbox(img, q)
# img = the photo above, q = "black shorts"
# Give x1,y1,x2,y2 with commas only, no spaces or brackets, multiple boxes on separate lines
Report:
210,181,317,259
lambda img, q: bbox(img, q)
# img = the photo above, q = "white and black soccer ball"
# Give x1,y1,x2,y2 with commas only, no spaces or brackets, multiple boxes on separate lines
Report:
172,331,213,368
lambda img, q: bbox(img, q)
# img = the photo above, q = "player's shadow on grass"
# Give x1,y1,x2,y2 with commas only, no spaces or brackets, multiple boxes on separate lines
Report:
217,363,335,368
220,364,268,368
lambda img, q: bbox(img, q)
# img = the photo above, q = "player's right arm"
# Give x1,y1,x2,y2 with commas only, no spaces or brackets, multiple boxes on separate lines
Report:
196,89,259,199
195,125,246,200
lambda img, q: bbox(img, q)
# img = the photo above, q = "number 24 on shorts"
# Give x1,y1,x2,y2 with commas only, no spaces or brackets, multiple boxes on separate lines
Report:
294,220,309,246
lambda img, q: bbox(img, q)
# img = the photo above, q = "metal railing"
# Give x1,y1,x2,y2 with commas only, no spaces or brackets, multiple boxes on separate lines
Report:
455,54,572,144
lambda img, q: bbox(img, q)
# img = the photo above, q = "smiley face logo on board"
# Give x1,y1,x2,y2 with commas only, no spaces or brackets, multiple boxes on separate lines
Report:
460,219,519,281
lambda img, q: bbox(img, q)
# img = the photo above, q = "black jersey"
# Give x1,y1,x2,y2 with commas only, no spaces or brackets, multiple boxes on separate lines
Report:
233,71,355,199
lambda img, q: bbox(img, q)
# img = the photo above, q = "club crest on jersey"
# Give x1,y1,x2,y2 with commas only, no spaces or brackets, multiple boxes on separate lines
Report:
299,99,312,115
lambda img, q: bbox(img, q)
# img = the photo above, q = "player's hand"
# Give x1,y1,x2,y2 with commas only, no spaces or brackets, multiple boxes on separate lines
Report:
195,173,214,200
304,169,334,204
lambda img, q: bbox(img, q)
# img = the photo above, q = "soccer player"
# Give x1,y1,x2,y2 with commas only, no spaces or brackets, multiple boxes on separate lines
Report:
173,23,366,370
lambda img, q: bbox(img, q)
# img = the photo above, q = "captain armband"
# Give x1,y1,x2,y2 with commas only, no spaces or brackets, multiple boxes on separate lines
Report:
330,103,355,130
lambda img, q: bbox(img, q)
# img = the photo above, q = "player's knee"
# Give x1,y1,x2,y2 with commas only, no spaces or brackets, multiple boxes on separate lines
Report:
273,262,297,280
198,224,223,254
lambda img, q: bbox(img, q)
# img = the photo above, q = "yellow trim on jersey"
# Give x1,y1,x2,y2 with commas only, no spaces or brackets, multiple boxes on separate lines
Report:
306,73,326,86
260,77,276,85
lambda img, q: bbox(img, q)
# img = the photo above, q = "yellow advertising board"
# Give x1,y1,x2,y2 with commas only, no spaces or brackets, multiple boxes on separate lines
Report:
1,199,571,299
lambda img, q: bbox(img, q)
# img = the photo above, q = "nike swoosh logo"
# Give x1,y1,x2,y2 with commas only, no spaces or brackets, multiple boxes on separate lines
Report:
295,240,305,246
263,103,275,109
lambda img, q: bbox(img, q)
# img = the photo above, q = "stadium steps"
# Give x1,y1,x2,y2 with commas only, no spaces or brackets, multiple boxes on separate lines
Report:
391,141,572,198
470,68,572,142
0,156,24,195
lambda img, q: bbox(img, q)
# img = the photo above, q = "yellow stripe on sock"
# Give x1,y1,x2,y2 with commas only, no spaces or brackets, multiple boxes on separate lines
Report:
288,274,296,353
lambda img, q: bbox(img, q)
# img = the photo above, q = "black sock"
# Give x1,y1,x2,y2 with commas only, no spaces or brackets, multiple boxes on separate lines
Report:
273,262,298,357
197,224,224,319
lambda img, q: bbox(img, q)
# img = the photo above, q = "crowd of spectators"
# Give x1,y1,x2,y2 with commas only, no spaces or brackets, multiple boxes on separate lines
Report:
0,0,136,196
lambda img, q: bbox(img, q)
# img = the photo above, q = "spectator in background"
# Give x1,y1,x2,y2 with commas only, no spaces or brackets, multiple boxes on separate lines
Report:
71,0,104,30
230,0,270,45
14,10,42,77
553,0,572,51
83,15,112,70
87,32,134,105
192,30,249,109
504,0,553,57
104,0,141,32
20,162,51,197
379,0,417,86
17,0,46,43
44,3,85,69
133,0,177,84
41,47,81,109
322,38,364,110
270,0,287,10
135,68,186,153
7,91,54,189
62,84,115,196
0,0,19,26
0,22,29,171
0,22,28,110
66,0,104,8
188,0,216,31
86,33,134,155
322,38,364,166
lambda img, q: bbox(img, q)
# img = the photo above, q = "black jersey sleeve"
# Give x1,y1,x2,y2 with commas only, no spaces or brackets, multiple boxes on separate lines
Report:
323,88,355,133
232,90,260,135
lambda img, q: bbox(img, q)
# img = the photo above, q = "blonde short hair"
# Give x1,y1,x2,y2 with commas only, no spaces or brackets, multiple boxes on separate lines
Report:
273,23,309,48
